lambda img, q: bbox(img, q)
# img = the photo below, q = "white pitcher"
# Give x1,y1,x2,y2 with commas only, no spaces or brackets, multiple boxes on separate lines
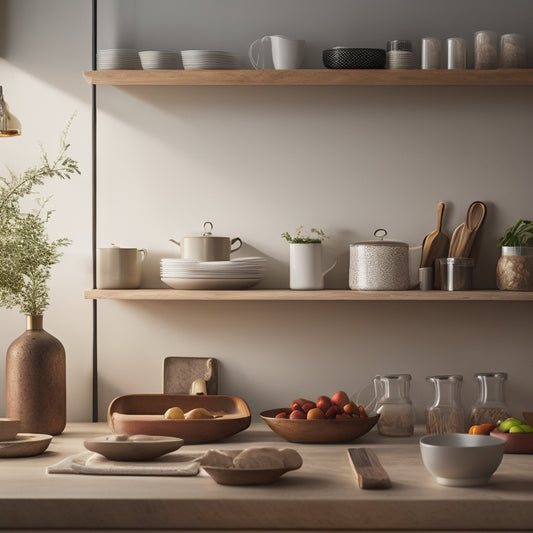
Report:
249,35,305,70
289,243,336,290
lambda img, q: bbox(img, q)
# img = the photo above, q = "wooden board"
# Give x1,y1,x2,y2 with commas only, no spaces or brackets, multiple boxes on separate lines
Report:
347,447,391,489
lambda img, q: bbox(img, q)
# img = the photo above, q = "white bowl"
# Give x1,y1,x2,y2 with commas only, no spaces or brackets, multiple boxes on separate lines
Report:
420,433,505,486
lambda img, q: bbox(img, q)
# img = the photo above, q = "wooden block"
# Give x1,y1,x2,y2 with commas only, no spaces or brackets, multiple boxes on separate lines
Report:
347,448,391,490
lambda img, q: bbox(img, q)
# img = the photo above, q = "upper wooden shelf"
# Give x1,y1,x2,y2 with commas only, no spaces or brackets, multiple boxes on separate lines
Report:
84,289,533,301
83,68,533,87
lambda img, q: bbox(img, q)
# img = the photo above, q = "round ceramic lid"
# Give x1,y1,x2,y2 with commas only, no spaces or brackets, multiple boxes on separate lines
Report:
351,229,408,247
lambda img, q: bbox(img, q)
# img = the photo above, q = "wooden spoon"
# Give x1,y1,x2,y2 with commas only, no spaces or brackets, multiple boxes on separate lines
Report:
448,201,487,258
420,202,450,268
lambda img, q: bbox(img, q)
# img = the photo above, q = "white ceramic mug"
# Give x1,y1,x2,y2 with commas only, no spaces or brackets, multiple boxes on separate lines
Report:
249,35,305,70
289,243,336,290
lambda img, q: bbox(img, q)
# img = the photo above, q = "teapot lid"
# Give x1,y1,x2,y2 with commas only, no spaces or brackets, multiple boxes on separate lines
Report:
352,228,408,247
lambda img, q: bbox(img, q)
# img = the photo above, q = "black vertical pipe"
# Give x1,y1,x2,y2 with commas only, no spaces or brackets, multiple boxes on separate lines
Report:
91,0,98,422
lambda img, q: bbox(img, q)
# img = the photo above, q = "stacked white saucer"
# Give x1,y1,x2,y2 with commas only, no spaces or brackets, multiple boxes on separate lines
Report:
97,49,142,70
160,257,266,290
139,50,181,70
180,50,239,70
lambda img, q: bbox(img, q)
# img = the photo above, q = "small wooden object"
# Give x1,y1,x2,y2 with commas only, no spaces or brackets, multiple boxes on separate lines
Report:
347,447,391,489
420,202,450,288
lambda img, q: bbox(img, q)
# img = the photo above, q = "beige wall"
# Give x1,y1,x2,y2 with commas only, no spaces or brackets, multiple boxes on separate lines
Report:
1,0,532,424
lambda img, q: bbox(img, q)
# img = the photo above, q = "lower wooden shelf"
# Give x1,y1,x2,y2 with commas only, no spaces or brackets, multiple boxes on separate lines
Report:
83,289,533,301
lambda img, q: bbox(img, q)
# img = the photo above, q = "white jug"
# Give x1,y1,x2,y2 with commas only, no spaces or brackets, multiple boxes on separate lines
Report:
249,35,305,70
289,243,336,290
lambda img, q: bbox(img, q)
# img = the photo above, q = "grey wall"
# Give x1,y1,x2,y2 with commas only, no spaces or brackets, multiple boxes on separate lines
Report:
1,0,532,425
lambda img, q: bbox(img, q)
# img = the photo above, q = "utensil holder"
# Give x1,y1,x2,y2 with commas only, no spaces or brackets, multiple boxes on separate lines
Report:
439,258,473,291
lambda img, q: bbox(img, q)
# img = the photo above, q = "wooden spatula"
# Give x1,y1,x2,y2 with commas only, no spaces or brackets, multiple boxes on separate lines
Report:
420,202,449,268
347,448,391,489
448,201,487,258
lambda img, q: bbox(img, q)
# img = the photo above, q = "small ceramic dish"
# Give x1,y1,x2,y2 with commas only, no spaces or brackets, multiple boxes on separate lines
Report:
489,428,533,454
260,409,379,443
420,433,505,486
84,434,184,461
0,433,52,458
0,418,21,441
203,465,297,485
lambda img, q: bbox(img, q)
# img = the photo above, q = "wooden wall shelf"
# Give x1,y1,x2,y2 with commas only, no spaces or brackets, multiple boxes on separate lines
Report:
84,289,533,301
83,69,533,87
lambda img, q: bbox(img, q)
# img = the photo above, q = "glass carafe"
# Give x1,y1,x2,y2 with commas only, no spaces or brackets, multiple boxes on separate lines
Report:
375,374,415,437
470,372,512,426
426,375,465,434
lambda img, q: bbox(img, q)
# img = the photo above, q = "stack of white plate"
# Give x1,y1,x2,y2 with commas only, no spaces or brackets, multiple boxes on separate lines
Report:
97,49,142,70
161,257,266,290
139,50,181,70
180,50,239,70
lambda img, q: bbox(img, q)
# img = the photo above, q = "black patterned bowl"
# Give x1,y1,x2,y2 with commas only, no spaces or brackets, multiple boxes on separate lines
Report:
323,47,386,69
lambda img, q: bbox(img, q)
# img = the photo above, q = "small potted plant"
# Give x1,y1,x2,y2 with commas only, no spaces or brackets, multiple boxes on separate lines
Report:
496,218,533,291
281,226,335,290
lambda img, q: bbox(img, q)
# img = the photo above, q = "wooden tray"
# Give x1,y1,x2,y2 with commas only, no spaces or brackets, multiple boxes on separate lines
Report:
108,394,251,444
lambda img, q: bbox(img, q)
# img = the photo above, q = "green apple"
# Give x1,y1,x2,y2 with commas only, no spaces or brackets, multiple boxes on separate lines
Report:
498,417,522,433
509,425,525,433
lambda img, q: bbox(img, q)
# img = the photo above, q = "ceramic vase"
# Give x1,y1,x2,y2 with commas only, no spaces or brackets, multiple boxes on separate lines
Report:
5,315,66,435
289,243,336,290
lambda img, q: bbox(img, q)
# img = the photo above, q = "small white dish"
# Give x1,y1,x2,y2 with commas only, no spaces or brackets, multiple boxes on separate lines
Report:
420,433,505,486
84,434,184,461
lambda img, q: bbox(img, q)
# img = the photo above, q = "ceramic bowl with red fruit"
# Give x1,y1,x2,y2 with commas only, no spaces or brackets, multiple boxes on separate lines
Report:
260,390,379,443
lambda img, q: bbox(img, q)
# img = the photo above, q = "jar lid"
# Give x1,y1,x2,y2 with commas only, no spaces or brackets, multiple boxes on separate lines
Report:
387,40,412,51
351,228,408,247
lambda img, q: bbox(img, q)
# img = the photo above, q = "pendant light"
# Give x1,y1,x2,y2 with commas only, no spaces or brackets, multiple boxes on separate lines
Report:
0,86,21,137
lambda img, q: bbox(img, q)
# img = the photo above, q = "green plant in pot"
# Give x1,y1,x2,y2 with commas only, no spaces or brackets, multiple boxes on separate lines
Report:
281,226,336,290
496,218,533,291
0,121,80,434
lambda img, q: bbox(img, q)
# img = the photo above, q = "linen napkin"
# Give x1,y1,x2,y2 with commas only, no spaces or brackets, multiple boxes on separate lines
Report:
47,451,200,476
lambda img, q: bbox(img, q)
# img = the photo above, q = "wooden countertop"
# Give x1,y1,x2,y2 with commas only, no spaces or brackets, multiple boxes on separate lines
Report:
0,422,532,531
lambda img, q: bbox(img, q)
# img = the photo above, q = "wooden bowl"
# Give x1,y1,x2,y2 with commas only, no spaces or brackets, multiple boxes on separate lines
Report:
203,465,297,485
490,428,533,454
260,408,379,443
107,394,251,444
84,435,184,461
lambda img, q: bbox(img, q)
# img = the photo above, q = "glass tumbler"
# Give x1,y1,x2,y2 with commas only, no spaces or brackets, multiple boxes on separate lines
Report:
474,31,498,69
447,38,466,69
499,33,526,68
426,375,465,433
421,37,442,69
470,372,512,425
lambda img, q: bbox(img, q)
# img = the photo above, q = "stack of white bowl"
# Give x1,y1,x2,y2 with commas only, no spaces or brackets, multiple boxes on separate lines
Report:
180,50,239,70
139,50,181,70
96,49,142,70
160,257,266,290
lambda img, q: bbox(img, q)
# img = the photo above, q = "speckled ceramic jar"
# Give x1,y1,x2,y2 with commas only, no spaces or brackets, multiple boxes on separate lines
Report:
349,233,410,290
5,315,66,435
